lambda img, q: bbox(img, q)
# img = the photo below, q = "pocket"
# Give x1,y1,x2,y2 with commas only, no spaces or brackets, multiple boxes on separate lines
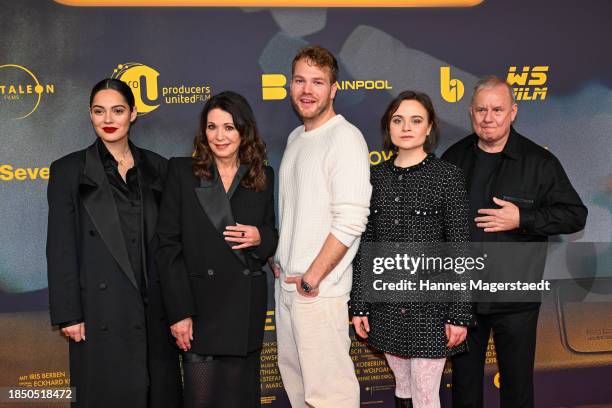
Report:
294,291,320,304
502,194,535,208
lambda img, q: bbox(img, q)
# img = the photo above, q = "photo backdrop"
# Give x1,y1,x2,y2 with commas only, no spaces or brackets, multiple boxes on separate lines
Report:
1,0,611,406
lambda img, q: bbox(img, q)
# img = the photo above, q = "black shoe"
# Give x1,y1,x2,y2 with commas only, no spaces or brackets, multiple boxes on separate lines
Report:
394,396,413,408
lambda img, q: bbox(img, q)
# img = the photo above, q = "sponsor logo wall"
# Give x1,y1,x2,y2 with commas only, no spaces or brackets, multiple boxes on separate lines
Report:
1,1,611,407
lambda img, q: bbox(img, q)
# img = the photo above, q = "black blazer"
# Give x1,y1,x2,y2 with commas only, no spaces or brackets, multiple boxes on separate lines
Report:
46,140,181,408
156,157,278,356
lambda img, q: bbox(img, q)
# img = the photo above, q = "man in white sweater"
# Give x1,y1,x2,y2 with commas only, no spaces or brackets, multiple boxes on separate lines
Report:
273,45,372,408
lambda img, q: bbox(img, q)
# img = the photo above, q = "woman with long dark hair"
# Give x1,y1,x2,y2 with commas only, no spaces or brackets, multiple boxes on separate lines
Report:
46,78,181,407
156,91,278,408
350,91,472,408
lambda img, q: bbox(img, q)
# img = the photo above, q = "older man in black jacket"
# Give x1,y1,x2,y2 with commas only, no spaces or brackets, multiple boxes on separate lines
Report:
442,76,587,408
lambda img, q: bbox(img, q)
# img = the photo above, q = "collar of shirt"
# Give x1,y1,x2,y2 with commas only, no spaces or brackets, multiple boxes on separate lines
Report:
96,138,142,171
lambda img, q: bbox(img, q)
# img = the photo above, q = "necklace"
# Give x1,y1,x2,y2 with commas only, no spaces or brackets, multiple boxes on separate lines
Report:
116,148,132,167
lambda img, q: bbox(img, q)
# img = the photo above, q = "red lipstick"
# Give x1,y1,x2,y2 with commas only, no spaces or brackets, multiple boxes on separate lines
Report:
102,127,118,133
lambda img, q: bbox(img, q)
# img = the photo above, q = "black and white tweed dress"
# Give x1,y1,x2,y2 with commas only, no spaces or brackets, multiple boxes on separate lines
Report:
349,154,473,358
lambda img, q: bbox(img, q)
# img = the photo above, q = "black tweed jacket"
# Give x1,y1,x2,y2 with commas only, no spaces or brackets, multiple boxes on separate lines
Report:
350,154,473,358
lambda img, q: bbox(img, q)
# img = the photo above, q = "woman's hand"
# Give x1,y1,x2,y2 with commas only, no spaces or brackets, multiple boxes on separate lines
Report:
62,322,86,342
171,317,193,352
224,223,261,250
352,316,370,339
445,323,467,348
268,257,281,278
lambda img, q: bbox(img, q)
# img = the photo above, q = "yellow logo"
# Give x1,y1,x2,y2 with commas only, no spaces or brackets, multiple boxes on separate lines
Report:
262,74,393,101
0,164,50,182
111,62,212,116
264,310,275,331
262,74,287,100
0,64,55,120
369,150,394,165
336,80,392,91
440,66,464,103
493,372,501,389
112,62,160,115
507,66,548,101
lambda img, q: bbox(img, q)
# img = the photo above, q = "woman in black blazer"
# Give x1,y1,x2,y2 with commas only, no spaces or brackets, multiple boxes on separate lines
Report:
156,91,278,408
46,78,182,408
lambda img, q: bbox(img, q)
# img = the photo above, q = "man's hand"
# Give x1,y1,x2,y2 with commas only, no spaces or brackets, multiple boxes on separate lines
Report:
352,316,370,339
284,275,319,298
61,322,85,342
475,197,520,232
445,323,467,348
170,317,193,352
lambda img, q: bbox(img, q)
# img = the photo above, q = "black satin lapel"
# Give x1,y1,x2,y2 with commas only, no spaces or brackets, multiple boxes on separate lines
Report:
194,169,247,265
227,164,249,200
79,142,138,289
194,176,235,235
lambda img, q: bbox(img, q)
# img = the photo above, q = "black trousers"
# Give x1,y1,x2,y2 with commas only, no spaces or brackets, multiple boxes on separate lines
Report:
182,349,261,408
451,308,540,408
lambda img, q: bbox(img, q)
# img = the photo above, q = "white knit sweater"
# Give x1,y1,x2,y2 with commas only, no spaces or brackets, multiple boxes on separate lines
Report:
275,114,372,297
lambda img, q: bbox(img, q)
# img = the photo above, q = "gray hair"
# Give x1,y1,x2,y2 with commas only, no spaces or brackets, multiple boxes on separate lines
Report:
471,75,516,105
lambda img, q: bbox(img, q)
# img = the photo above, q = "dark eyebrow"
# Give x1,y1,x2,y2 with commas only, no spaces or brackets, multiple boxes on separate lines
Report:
91,105,127,109
207,122,235,126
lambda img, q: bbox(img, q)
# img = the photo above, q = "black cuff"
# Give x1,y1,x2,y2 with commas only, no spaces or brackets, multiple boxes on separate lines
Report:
59,319,83,329
444,316,472,327
349,303,370,317
518,207,536,234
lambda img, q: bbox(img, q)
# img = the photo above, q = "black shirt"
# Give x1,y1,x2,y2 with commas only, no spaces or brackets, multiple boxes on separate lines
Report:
468,147,501,242
98,141,145,296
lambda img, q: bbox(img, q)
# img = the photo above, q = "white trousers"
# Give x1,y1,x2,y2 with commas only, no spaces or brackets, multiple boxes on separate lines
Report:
275,286,360,408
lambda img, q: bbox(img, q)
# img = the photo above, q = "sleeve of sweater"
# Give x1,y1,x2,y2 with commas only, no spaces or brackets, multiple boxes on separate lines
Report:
326,124,372,247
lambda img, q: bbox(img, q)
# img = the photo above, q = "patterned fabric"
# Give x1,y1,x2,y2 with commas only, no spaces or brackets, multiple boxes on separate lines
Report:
350,154,472,358
385,353,446,407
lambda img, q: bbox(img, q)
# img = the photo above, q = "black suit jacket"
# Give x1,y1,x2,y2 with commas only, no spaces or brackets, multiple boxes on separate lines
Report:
156,157,278,356
442,128,588,314
46,140,181,408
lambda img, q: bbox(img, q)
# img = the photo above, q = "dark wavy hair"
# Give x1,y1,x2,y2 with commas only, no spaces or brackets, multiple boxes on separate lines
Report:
381,90,439,154
90,78,135,110
193,91,268,191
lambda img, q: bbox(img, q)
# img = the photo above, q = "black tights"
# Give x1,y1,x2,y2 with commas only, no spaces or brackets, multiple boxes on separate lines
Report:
182,351,261,408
